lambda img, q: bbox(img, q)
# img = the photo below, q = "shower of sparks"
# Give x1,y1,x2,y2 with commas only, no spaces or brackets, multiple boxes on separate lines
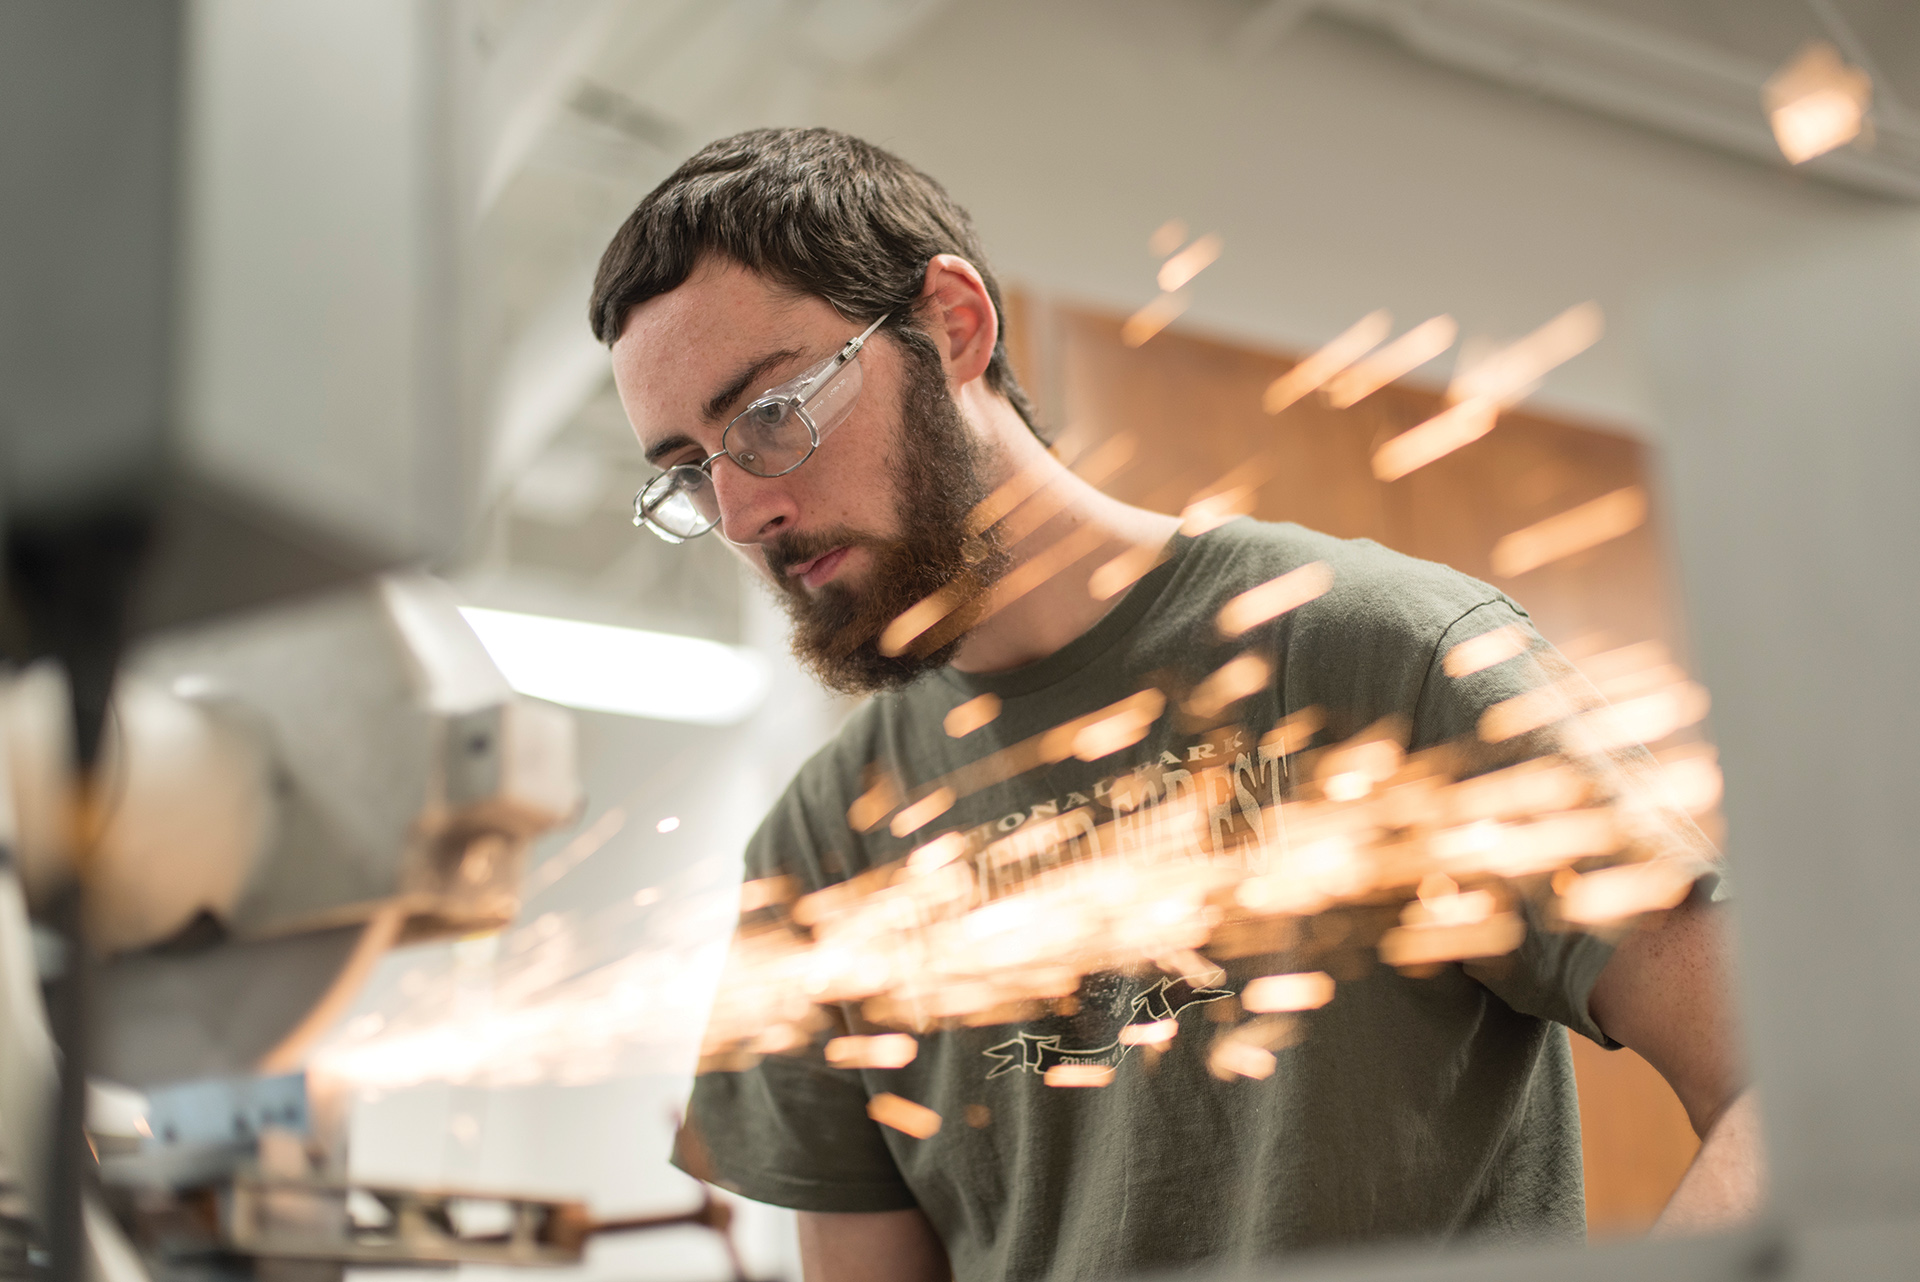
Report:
1324,315,1458,408
1158,234,1223,293
1123,293,1189,347
945,695,1003,738
1490,487,1648,578
883,453,1130,660
312,653,1719,1097
1766,41,1872,164
681,675,1718,1073
977,524,1111,623
1216,562,1334,638
1262,311,1392,415
1443,625,1531,678
1372,303,1602,482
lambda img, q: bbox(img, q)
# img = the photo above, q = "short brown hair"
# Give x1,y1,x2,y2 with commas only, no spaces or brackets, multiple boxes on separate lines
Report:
588,127,1040,439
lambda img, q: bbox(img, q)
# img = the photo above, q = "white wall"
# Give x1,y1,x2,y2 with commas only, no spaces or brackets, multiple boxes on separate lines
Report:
807,0,1884,435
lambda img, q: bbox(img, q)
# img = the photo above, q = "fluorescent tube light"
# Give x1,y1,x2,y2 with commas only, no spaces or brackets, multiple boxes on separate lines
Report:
458,607,770,725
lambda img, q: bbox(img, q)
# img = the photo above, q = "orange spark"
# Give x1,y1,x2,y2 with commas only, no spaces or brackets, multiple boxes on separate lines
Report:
1187,653,1273,719
740,877,795,912
1655,745,1723,816
1210,1041,1276,1080
1071,432,1138,488
1149,219,1189,257
1559,860,1696,926
1045,1064,1116,1087
1158,233,1222,293
978,523,1110,622
1371,397,1497,482
890,787,957,838
1478,683,1578,743
967,465,1052,535
1324,315,1458,408
1258,705,1325,758
826,1034,919,1069
1241,971,1334,1013
945,694,1003,738
1378,912,1523,967
1490,487,1648,578
1123,293,1188,348
867,1093,942,1138
847,772,902,832
1089,543,1170,601
1262,310,1391,415
1119,1019,1178,1047
878,583,975,658
1449,303,1604,407
1179,485,1257,536
1573,682,1710,752
1067,689,1167,761
1216,561,1334,638
1443,624,1530,678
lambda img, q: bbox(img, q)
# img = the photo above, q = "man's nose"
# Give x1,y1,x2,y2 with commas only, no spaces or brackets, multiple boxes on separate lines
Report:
709,459,796,544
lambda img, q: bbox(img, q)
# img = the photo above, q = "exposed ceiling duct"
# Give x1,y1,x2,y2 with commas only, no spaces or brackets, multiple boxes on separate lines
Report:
1290,0,1920,200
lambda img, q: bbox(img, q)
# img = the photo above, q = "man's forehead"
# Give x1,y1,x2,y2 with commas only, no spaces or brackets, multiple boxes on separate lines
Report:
613,264,824,431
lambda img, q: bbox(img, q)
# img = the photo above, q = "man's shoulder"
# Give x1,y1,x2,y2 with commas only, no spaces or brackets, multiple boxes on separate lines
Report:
1182,518,1527,647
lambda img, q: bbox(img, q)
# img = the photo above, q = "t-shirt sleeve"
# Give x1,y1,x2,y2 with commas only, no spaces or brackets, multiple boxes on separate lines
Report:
675,1045,919,1212
1410,600,1722,1050
671,777,918,1212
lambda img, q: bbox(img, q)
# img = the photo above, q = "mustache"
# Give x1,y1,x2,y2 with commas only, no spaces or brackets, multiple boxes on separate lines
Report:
763,527,892,581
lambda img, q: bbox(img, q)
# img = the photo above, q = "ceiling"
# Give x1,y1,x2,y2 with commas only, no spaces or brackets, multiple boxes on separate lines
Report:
455,0,1916,640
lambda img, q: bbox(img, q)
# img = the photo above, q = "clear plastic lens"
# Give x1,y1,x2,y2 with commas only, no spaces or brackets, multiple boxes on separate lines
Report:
726,397,811,476
634,466,718,541
635,321,881,543
723,349,867,477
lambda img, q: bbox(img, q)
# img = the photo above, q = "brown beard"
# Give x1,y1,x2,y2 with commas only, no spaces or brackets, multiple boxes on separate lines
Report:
763,333,1008,695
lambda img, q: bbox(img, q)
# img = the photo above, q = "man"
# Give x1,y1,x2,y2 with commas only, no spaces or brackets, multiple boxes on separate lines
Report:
590,128,1760,1281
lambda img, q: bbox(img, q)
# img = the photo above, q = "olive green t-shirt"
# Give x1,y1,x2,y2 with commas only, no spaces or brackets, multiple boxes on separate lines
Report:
678,519,1701,1281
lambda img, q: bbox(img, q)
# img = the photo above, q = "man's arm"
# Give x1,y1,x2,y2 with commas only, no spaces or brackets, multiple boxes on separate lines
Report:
797,1207,950,1282
1586,894,1766,1235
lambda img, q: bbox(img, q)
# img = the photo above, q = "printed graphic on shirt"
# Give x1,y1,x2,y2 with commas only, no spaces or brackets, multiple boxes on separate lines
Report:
982,974,1232,1078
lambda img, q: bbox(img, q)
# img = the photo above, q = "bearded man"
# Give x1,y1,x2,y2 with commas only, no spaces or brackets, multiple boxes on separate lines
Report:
589,127,1760,1282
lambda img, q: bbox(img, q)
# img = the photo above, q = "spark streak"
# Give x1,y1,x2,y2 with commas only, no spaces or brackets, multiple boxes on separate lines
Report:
1262,311,1392,415
1158,234,1222,293
1216,562,1334,638
1490,487,1648,578
1324,315,1457,408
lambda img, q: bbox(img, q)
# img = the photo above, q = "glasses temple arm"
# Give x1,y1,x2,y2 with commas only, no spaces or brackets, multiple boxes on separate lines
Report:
794,311,893,409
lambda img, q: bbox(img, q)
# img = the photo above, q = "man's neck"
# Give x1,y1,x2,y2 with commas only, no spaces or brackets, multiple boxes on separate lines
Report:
948,403,1181,676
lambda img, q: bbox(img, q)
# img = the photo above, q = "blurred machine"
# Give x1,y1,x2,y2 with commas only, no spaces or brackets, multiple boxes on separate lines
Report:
0,2,597,1280
0,578,584,1280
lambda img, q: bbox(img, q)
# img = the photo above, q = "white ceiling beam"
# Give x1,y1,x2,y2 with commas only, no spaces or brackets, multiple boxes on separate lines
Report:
1321,0,1920,201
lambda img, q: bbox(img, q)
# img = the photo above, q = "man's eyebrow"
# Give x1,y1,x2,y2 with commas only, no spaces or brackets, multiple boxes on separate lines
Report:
643,433,701,467
703,348,805,423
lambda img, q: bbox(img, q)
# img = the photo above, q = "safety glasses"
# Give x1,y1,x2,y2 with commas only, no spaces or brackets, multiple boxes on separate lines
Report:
632,312,891,543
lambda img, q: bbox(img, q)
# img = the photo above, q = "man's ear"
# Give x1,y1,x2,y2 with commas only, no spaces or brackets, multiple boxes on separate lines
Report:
919,254,998,386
